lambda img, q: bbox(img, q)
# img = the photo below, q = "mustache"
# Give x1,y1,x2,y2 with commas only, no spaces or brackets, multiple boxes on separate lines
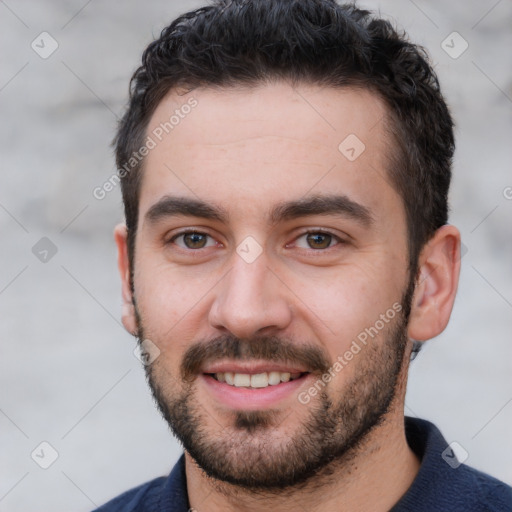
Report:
181,334,331,381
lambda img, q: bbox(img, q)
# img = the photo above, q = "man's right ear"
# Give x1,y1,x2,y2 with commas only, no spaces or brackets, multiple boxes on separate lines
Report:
114,223,138,336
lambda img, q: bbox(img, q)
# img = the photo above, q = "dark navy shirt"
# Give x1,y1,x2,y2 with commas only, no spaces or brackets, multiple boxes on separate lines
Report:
93,417,512,511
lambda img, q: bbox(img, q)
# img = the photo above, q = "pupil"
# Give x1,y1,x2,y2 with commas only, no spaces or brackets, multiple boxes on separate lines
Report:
185,233,206,248
307,233,331,249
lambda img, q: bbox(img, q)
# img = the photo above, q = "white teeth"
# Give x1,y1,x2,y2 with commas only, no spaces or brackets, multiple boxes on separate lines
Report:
233,373,251,387
250,373,269,388
213,371,302,388
268,371,281,385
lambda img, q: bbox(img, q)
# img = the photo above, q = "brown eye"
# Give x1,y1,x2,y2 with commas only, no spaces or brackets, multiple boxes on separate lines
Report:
183,232,208,249
306,232,333,249
170,231,215,249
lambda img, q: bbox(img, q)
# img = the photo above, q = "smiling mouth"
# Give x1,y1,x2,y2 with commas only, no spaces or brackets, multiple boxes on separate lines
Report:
205,371,308,388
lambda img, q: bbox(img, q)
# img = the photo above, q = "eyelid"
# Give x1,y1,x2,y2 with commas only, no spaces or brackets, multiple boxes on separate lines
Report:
166,228,220,248
287,229,347,249
164,227,348,251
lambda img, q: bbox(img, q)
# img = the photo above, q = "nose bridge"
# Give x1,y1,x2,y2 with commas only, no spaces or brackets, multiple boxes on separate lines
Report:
230,253,271,306
209,250,291,337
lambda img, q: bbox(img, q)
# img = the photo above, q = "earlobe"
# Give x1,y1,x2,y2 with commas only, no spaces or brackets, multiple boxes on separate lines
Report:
114,223,138,336
407,225,461,342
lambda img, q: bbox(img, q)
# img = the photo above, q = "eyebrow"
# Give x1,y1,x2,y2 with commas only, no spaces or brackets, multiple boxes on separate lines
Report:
145,196,229,225
144,193,373,228
270,194,374,227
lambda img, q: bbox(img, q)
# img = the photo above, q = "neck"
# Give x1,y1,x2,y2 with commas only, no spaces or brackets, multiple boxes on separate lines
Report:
185,406,419,512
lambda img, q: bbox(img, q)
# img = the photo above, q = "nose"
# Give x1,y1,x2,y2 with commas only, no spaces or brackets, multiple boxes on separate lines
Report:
208,252,293,339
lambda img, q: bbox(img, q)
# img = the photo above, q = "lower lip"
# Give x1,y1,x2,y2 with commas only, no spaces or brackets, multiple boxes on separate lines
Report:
200,374,310,410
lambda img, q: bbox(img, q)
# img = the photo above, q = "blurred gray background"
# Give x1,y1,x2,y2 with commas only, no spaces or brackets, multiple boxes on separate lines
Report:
0,1,511,510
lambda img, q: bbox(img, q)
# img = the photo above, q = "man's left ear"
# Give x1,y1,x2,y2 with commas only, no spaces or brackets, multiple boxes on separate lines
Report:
408,224,461,341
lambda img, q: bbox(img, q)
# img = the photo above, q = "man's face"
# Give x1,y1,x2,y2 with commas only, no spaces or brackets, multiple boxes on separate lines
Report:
129,83,413,488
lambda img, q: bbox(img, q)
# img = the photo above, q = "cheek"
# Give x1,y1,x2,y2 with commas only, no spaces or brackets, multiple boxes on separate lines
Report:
289,260,403,350
133,256,215,346
135,271,175,325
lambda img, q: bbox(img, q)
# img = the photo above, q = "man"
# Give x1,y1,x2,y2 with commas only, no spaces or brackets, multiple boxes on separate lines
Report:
95,1,512,510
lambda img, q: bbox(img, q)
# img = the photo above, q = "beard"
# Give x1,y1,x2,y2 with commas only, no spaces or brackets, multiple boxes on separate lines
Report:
135,279,415,491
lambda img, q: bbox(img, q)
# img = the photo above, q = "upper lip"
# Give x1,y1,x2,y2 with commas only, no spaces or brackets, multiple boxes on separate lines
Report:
201,361,309,375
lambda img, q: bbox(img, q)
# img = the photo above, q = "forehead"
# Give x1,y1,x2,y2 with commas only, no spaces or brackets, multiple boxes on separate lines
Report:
139,82,401,227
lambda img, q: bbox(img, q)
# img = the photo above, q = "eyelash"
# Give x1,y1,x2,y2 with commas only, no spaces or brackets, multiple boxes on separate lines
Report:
166,229,345,251
167,230,220,249
290,230,344,250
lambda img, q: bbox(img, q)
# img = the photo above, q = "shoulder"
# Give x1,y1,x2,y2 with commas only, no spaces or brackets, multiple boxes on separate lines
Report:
92,476,167,512
92,454,189,512
467,465,512,511
395,417,512,511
